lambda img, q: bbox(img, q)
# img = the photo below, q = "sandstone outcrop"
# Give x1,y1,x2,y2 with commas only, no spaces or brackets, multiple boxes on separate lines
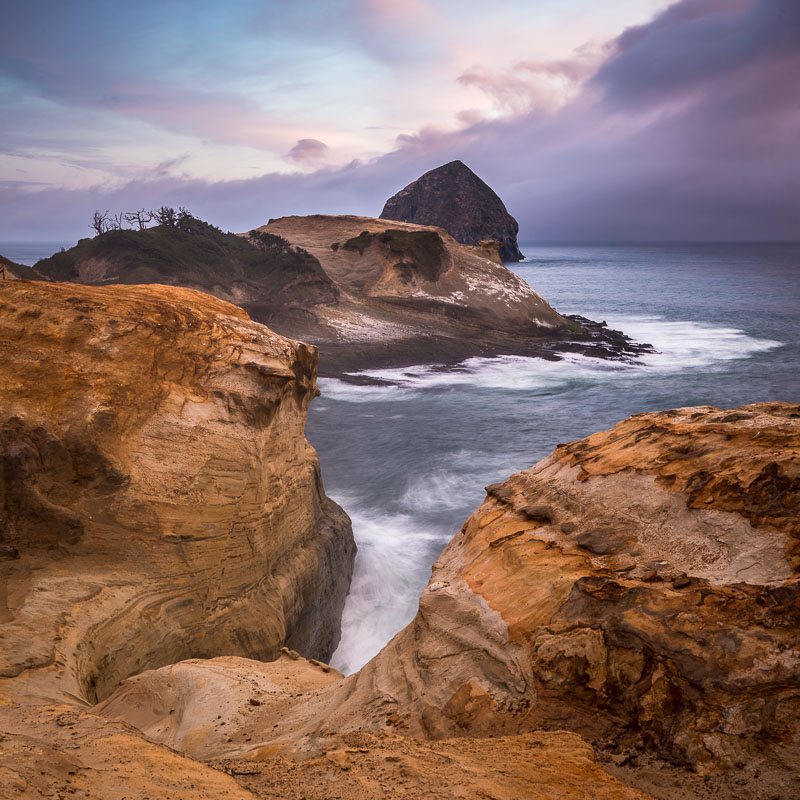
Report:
310,403,798,785
97,653,649,799
0,280,355,709
99,404,800,799
0,253,42,281
256,215,648,372
380,160,525,262
30,215,650,375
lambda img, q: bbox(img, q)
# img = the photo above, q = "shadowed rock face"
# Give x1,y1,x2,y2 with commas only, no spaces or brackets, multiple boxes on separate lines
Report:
101,404,800,800
0,280,355,707
380,160,524,262
31,221,339,336
0,253,43,281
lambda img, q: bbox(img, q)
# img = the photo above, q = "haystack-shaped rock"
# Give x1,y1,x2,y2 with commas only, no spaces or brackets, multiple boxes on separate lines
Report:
380,160,524,262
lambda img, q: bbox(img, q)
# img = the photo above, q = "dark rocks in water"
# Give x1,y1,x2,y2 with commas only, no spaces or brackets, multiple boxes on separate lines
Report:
380,160,524,262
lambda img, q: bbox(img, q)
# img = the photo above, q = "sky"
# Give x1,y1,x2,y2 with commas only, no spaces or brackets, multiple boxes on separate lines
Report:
0,0,797,241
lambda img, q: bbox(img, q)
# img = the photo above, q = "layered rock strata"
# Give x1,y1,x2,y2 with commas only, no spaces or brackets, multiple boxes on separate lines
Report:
30,216,650,375
0,280,354,708
324,403,799,772
257,215,648,372
333,404,800,764
380,160,525,262
99,404,800,798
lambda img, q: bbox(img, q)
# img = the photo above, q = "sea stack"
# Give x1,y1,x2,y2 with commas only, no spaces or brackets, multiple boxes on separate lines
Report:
380,160,525,262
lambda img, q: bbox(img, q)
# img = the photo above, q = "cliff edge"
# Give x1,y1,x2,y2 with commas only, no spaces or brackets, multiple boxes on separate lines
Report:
0,280,355,710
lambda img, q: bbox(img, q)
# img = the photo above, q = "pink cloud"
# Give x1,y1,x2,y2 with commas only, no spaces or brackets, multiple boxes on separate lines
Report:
287,139,329,162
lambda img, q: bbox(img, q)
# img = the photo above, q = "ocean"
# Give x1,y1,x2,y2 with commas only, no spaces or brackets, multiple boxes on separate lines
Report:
6,240,799,674
307,243,800,673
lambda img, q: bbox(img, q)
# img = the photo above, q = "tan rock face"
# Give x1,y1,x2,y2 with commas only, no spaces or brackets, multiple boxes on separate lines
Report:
95,652,344,761
360,403,799,769
254,215,576,372
186,403,797,779
0,280,355,707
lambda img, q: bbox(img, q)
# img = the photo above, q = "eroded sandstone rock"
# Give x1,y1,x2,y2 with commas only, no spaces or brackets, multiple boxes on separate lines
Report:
0,703,260,800
122,403,799,790
0,280,355,707
257,215,649,372
328,403,798,773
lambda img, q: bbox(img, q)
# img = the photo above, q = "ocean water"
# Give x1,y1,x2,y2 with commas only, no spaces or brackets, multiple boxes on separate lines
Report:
5,239,798,674
307,243,800,674
0,241,75,265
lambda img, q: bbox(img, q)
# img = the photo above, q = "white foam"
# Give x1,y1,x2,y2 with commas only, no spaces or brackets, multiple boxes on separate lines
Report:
322,316,780,399
329,497,448,675
604,315,781,371
400,469,474,512
318,377,417,403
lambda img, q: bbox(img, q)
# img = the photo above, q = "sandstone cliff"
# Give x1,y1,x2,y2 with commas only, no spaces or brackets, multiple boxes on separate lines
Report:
30,215,648,375
256,215,647,372
0,280,355,711
0,279,646,800
98,404,800,800
0,253,43,281
380,160,525,262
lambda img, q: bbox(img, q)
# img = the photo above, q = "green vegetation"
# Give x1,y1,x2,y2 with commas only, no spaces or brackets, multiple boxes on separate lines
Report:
34,216,335,305
342,231,374,256
379,230,445,282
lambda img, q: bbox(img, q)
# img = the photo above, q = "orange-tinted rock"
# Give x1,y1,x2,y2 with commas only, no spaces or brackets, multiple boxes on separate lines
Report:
200,404,799,786
0,280,354,707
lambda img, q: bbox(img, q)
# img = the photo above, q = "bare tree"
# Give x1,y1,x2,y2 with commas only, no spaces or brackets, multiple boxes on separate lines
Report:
91,210,110,236
108,212,127,231
124,208,153,230
152,206,178,227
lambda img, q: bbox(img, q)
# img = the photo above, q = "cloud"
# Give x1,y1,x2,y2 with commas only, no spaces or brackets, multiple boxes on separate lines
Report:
1,0,797,243
287,139,329,163
457,44,605,114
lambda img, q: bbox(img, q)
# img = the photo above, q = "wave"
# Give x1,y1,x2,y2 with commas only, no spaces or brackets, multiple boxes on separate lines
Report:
320,316,781,400
400,468,478,513
329,496,450,675
317,378,418,403
603,315,781,371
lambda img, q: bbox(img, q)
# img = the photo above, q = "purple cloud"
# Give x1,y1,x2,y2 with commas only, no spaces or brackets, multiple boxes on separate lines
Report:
287,139,329,163
2,0,797,243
